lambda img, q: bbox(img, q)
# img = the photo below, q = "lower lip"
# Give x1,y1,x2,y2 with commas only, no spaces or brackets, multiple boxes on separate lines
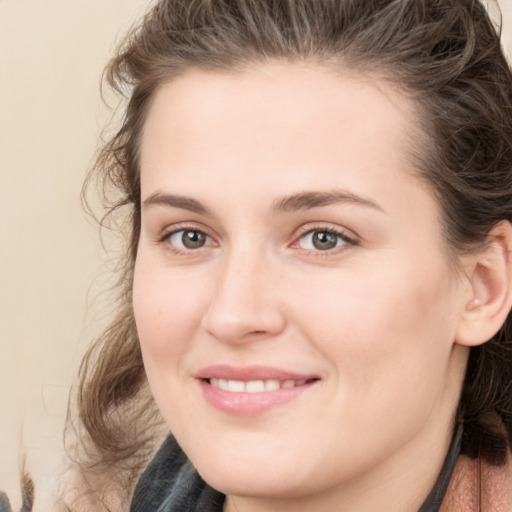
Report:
199,380,317,416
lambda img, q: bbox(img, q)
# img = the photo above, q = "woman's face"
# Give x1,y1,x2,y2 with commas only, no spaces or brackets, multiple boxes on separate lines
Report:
134,64,471,509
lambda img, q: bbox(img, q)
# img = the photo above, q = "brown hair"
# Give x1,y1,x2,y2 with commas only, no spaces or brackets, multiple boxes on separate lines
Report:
68,0,512,507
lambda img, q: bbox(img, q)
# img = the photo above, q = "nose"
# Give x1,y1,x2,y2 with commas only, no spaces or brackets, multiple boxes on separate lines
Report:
200,247,287,345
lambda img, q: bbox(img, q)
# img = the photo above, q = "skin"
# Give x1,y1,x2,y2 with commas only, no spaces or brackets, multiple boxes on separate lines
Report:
133,64,475,512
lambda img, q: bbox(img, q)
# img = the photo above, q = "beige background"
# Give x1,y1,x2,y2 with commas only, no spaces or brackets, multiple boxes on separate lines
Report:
0,1,511,510
0,1,150,509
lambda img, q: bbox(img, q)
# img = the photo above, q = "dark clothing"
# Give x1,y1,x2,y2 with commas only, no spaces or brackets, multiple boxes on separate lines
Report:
129,436,225,512
130,426,462,512
418,425,462,512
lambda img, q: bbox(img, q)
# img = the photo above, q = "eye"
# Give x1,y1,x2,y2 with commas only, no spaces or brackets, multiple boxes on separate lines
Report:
168,229,211,250
297,229,353,251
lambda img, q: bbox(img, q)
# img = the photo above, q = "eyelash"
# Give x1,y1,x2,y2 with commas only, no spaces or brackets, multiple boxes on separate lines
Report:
292,226,359,254
156,224,359,255
156,224,216,255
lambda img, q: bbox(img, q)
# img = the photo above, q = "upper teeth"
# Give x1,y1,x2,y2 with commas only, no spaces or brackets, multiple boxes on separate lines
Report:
209,378,307,393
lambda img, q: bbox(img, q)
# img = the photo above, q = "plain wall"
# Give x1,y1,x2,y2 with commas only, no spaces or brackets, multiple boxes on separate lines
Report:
0,1,149,509
0,1,511,510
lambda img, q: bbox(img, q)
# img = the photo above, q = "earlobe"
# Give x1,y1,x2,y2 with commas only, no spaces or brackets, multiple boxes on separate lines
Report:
456,221,512,347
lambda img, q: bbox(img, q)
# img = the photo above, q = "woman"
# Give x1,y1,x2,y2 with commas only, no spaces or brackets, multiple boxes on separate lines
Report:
67,0,512,510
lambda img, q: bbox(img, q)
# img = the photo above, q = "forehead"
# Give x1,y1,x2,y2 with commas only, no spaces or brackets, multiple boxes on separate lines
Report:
139,63,423,202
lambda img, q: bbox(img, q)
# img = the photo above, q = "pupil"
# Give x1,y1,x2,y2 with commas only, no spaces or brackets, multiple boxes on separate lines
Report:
182,230,205,249
312,231,337,250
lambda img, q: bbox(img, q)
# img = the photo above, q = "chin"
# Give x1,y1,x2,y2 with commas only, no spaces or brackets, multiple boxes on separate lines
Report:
188,441,319,499
198,463,305,499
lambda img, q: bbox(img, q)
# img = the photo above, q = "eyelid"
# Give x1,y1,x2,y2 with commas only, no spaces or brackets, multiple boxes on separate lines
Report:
153,221,358,255
290,223,359,252
155,222,218,252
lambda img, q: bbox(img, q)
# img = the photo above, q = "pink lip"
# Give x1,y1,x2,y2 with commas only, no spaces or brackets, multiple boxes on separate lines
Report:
196,364,316,381
196,365,319,417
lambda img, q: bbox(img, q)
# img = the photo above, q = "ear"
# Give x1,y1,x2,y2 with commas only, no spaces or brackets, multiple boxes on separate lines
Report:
455,221,512,347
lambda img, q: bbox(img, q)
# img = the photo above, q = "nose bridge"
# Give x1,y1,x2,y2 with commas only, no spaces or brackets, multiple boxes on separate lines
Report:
201,241,285,343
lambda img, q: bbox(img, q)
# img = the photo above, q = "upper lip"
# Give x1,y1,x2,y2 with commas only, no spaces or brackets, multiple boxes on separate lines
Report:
196,364,318,382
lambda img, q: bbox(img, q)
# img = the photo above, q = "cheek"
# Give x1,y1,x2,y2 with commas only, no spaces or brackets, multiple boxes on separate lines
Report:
132,260,206,368
132,259,214,426
286,263,461,467
293,260,459,396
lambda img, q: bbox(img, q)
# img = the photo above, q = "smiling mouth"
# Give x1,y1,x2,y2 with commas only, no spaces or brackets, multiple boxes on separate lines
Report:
198,369,320,415
206,377,318,393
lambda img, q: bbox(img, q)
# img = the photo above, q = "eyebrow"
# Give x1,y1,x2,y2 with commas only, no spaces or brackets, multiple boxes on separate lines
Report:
142,193,210,215
141,189,384,215
273,190,384,213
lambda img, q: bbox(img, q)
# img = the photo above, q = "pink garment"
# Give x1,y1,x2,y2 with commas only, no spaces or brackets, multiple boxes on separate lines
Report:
440,451,512,511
